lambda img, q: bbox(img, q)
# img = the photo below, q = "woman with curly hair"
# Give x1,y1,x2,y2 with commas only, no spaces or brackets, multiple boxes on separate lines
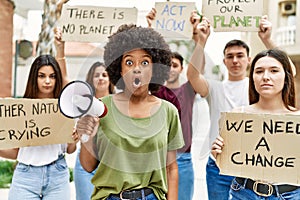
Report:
76,24,184,200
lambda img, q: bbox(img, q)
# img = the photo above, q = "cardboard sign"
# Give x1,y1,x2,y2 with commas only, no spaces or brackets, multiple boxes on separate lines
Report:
217,112,300,185
0,98,75,149
153,2,195,39
57,5,138,42
202,0,263,32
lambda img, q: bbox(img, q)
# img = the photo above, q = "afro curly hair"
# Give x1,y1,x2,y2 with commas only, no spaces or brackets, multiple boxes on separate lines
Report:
104,24,172,93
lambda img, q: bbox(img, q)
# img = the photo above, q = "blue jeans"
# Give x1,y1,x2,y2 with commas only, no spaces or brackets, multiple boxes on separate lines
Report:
206,156,234,200
229,178,300,200
106,193,158,200
177,153,194,200
9,155,70,200
73,149,97,200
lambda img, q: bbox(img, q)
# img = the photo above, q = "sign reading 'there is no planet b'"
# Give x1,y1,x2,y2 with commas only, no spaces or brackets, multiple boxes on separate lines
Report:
57,5,138,42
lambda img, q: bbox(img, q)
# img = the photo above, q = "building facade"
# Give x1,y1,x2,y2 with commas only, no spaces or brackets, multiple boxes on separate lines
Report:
241,0,300,107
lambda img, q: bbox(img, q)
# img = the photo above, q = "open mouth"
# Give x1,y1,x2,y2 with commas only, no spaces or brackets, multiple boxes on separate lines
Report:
133,77,142,87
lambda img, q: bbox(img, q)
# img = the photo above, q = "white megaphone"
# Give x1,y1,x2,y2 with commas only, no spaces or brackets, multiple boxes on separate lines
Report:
58,80,108,142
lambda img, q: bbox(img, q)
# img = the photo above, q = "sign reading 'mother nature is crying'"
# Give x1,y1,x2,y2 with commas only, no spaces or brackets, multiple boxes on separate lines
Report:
217,112,300,185
57,5,138,43
202,0,264,32
0,98,74,149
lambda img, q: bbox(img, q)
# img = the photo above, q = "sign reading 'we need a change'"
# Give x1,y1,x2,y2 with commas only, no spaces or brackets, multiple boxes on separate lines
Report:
202,0,264,32
58,5,138,42
217,112,300,185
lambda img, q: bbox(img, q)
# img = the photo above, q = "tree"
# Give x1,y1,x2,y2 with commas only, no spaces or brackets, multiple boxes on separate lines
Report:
0,0,14,97
36,0,69,56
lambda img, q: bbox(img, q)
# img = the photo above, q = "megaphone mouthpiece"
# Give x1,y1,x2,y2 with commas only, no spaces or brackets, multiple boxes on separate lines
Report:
72,94,93,113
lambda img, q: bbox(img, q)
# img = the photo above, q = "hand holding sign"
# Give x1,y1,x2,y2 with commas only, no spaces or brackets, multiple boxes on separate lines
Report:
194,17,211,47
0,98,74,149
216,112,300,185
57,5,137,42
146,8,156,28
211,135,224,159
202,0,264,32
152,2,195,39
258,15,275,49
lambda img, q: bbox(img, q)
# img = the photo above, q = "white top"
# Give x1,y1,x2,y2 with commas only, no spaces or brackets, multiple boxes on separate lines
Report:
206,78,249,146
17,144,67,166
206,78,300,186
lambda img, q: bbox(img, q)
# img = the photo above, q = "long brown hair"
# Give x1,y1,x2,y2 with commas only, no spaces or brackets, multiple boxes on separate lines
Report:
23,55,63,98
85,62,115,94
248,49,295,109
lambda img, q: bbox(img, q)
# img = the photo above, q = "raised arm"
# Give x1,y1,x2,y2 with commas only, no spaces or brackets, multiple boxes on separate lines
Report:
258,15,276,49
258,15,296,76
146,8,156,28
54,27,69,87
187,12,211,97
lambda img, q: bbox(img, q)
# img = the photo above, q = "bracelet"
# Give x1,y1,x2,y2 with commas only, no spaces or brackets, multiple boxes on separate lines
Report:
56,57,65,61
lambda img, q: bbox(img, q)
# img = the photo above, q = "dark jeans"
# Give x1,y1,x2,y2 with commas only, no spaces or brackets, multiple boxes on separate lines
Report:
206,156,234,200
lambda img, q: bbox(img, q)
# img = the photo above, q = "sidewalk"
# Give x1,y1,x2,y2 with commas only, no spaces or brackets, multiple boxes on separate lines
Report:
0,96,210,200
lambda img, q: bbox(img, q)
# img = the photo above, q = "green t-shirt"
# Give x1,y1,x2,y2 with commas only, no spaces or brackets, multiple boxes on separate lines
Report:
90,95,184,200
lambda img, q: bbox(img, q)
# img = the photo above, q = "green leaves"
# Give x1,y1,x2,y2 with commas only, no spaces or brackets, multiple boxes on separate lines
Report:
0,160,16,188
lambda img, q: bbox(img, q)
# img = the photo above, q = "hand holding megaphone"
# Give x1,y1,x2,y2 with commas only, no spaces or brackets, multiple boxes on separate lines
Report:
75,115,100,143
58,80,108,142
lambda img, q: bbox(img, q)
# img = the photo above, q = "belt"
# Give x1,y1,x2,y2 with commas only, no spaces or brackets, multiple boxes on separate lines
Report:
111,188,153,200
48,154,65,165
235,177,299,197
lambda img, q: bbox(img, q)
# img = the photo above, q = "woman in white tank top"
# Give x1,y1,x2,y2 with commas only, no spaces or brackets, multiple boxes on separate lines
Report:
0,55,78,200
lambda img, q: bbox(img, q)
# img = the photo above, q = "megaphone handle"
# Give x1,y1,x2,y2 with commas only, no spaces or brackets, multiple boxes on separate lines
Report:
74,119,90,143
80,134,90,143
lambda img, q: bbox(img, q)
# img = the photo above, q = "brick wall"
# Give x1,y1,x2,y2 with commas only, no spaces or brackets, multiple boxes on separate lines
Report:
0,0,14,97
